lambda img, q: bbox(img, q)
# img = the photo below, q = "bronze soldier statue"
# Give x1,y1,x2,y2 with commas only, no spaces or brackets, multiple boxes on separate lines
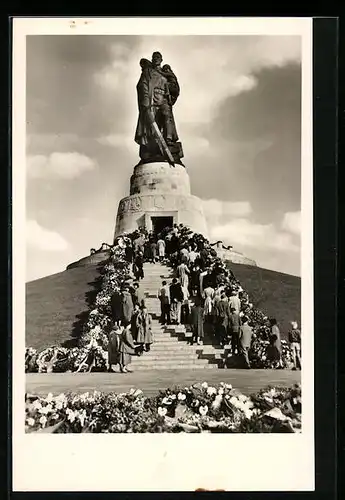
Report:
134,51,184,166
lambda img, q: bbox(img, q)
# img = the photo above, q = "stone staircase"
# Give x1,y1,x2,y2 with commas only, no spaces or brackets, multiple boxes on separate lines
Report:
130,262,225,370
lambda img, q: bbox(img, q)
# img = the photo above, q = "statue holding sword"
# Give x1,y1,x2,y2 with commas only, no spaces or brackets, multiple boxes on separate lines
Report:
134,51,184,166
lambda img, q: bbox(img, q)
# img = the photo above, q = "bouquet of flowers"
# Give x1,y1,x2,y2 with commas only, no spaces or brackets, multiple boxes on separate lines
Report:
25,383,302,434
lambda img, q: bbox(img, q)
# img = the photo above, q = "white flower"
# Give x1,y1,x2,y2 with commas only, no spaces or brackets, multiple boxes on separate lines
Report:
32,400,42,410
170,394,177,399
91,325,101,335
66,409,76,423
199,405,208,416
158,407,167,417
212,395,223,410
45,393,54,403
39,405,50,414
218,388,224,395
78,409,87,427
162,397,172,405
238,394,248,403
201,382,208,389
39,415,47,428
26,417,35,426
134,389,143,397
177,392,186,401
244,409,254,419
79,392,90,403
207,386,217,396
90,309,99,316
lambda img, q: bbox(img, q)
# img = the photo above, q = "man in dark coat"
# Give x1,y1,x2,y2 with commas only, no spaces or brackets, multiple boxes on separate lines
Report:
169,278,184,325
190,296,204,345
133,251,144,281
110,289,123,326
215,293,231,346
121,286,134,326
228,307,241,355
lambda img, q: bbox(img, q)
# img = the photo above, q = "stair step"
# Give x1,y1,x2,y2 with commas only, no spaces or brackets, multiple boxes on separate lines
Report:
131,359,216,366
126,365,220,371
133,354,211,361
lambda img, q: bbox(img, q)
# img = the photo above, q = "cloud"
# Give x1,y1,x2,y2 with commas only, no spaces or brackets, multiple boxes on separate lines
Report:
209,217,299,253
96,134,136,151
27,152,97,179
26,219,69,252
282,211,301,235
203,199,252,219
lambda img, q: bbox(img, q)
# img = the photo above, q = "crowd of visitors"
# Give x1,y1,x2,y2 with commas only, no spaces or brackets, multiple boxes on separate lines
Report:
106,223,301,372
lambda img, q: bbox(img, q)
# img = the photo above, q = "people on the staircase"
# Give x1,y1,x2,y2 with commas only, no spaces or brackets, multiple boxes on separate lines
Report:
169,277,184,325
121,286,134,327
107,323,137,373
229,290,241,315
110,288,123,327
190,296,204,346
131,303,140,342
157,237,166,262
149,238,158,264
229,307,241,355
188,245,199,266
239,316,253,369
177,261,189,288
267,317,283,368
288,320,301,370
131,281,146,308
133,251,144,281
106,222,297,369
158,280,171,325
107,323,123,372
181,282,190,324
215,292,231,347
136,305,153,352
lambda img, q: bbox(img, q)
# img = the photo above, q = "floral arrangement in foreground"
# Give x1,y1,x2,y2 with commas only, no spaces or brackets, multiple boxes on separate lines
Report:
25,382,301,433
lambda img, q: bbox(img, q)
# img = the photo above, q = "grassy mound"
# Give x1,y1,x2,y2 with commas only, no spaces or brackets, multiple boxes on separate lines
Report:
227,262,301,339
26,264,102,350
26,260,300,350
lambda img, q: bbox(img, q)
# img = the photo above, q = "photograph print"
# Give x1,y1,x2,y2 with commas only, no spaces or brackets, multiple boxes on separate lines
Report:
21,24,309,441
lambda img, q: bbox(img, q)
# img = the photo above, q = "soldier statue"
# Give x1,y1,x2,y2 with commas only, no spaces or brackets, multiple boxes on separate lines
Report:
134,51,184,166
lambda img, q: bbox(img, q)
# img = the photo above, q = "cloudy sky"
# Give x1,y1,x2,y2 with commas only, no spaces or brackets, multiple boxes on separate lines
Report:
26,34,301,282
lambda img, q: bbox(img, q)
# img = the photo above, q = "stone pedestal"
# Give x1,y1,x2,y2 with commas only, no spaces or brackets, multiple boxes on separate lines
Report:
114,162,208,240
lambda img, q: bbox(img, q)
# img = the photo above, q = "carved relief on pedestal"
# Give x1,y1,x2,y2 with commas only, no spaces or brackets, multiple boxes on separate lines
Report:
118,193,206,216
130,196,142,211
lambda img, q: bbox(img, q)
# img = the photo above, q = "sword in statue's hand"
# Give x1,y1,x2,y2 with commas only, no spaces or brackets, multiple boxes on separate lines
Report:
147,109,175,166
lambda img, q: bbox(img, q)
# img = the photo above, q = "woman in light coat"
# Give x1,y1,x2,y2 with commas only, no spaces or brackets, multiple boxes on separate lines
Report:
136,306,153,352
118,324,137,372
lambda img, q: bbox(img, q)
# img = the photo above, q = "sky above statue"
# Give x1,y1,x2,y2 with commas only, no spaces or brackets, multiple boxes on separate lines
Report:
26,34,301,281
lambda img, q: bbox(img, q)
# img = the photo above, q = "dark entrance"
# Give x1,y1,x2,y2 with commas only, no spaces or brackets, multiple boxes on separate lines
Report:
151,216,173,236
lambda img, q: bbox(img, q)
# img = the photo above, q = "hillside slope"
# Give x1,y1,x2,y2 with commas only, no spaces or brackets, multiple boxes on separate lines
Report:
227,262,301,338
26,264,102,349
26,262,301,350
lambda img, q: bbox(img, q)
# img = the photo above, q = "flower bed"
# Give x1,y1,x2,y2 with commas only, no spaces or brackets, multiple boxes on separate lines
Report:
25,382,301,433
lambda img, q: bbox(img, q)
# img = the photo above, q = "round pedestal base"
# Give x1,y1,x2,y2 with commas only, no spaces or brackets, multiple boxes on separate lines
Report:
114,192,208,240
